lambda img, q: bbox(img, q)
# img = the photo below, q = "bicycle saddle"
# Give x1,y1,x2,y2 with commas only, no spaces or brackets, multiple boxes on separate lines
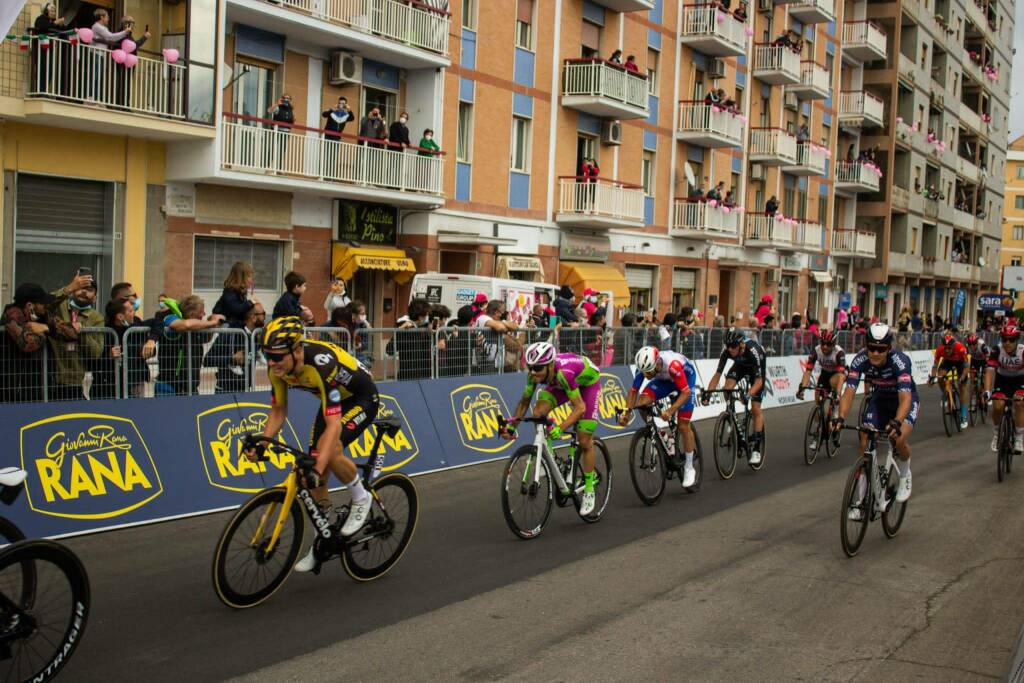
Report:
0,468,27,488
374,417,402,434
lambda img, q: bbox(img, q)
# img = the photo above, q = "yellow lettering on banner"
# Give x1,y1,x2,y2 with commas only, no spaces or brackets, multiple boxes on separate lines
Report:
460,410,501,441
68,457,100,498
600,391,627,419
37,459,69,503
36,451,153,502
121,454,153,491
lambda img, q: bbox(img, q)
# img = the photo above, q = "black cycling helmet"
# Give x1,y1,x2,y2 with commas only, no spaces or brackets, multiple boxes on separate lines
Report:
866,322,894,347
724,328,745,347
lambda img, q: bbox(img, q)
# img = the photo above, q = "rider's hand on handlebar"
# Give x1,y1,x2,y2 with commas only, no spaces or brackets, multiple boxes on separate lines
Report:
885,419,902,437
796,386,805,400
700,393,710,406
499,417,519,440
617,410,631,427
927,374,936,385
659,409,675,422
830,416,845,432
243,440,267,462
548,424,563,441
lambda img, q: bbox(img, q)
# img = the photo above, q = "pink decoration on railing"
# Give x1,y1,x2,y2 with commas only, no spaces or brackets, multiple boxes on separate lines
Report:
708,199,719,208
911,122,919,132
121,39,136,54
895,116,903,124
735,206,744,213
76,28,93,44
937,141,946,151
711,105,721,113
112,49,127,64
162,48,180,64
722,206,731,214
739,114,748,123
716,11,726,23
745,25,754,36
124,53,138,68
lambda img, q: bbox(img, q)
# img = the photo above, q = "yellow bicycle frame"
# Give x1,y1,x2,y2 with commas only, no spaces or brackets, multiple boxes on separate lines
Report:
249,469,301,557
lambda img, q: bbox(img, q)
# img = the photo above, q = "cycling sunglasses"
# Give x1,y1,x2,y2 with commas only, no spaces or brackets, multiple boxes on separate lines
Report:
264,350,291,363
528,364,548,373
726,342,741,349
865,344,889,353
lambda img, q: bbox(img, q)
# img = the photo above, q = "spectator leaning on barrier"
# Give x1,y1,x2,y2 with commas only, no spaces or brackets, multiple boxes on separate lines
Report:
273,271,314,324
474,299,519,371
392,298,433,381
151,296,224,396
103,296,151,398
205,302,265,394
0,282,75,403
553,285,580,326
213,261,256,328
48,277,105,401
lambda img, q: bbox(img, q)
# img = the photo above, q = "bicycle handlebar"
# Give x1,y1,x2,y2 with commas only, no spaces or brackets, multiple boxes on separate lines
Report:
241,434,317,467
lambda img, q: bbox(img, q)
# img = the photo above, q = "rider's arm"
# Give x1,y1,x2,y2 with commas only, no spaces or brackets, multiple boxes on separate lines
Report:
665,360,691,414
800,349,817,387
894,390,912,424
510,379,537,421
836,358,863,420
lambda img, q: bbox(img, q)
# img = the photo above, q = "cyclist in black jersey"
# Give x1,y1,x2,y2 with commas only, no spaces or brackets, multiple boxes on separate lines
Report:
245,316,379,572
701,328,767,465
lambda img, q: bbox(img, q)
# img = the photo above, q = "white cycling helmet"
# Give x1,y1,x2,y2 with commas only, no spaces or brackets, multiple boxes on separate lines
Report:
524,341,556,366
866,323,894,347
635,346,660,374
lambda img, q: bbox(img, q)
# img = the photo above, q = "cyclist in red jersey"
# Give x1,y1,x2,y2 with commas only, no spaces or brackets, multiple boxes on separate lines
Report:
929,332,970,429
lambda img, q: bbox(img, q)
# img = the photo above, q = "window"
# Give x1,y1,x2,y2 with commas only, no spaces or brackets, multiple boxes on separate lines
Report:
462,0,477,29
642,151,656,195
691,70,705,100
515,0,534,50
1016,166,1024,179
233,63,276,120
511,116,531,171
1014,225,1024,241
672,269,698,311
457,102,473,162
1013,257,1022,267
581,20,601,57
193,237,284,293
576,135,598,172
647,49,659,95
817,194,828,226
1016,196,1024,210
821,122,831,147
760,97,770,127
363,86,398,123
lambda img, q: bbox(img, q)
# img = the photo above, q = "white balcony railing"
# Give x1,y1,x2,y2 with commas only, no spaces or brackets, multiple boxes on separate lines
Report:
746,214,793,246
837,90,885,125
558,177,645,224
752,45,801,82
793,220,823,250
835,161,881,191
750,128,798,164
789,142,828,174
842,21,887,59
221,116,444,194
953,208,975,231
278,0,450,55
562,59,649,111
832,229,877,257
799,61,830,93
26,35,185,119
787,0,835,22
675,101,745,146
679,5,749,55
672,200,741,237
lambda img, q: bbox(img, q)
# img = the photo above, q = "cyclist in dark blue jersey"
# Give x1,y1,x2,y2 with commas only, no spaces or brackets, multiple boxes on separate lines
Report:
701,328,767,465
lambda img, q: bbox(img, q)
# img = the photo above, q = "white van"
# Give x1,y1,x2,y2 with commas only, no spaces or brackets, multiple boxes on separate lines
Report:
409,273,560,326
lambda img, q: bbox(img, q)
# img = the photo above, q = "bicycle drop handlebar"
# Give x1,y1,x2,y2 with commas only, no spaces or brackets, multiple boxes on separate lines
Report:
241,434,318,469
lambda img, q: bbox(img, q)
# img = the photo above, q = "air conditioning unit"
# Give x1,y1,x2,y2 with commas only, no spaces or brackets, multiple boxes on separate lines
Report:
766,267,783,283
784,92,799,110
708,59,727,80
750,163,766,180
601,120,622,145
329,52,362,85
758,0,772,12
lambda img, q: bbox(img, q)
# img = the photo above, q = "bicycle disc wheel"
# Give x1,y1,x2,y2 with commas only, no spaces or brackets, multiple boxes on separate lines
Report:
343,473,419,581
577,439,613,523
0,539,89,683
684,429,704,494
941,395,956,437
501,446,554,539
953,391,963,433
628,430,666,506
881,462,907,539
713,413,738,480
803,407,823,466
212,488,304,609
840,459,870,557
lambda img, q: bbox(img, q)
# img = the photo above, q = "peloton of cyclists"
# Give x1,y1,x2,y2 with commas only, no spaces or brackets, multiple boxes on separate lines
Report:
984,325,1024,454
796,329,847,401
620,346,699,487
701,328,767,465
929,331,971,430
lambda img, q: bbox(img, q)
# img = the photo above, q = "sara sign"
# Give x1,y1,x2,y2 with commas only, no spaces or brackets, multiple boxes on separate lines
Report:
978,294,1013,312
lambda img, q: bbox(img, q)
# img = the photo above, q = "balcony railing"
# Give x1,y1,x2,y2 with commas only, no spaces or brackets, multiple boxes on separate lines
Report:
837,90,884,127
787,0,835,23
831,229,877,258
675,101,745,147
672,199,741,238
22,35,185,120
750,128,798,165
842,21,887,62
588,0,656,10
274,0,450,55
783,142,827,176
221,114,444,195
950,262,973,281
752,44,801,85
788,61,830,99
953,207,975,231
835,161,881,192
792,220,823,251
892,185,909,212
745,214,793,247
678,5,749,57
562,59,649,118
557,177,645,226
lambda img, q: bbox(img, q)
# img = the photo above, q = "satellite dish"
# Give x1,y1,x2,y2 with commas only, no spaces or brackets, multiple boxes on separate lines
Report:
978,256,987,267
684,162,696,187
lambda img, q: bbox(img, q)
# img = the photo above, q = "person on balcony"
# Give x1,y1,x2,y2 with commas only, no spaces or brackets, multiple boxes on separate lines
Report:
114,16,151,110
89,9,132,101
703,90,720,106
389,112,412,152
268,94,295,125
797,124,810,143
608,50,623,65
31,3,67,95
720,90,738,113
624,55,640,74
322,97,354,137
733,2,747,21
765,195,779,215
723,189,736,208
707,181,725,203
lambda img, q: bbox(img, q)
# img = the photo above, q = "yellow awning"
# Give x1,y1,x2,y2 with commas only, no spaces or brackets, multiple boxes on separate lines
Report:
332,245,416,285
559,262,631,302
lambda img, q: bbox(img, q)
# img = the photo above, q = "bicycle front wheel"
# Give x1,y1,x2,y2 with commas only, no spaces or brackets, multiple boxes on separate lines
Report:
212,487,304,609
998,415,1012,483
713,413,738,480
343,473,419,581
0,539,90,683
628,430,666,506
803,406,823,466
501,446,554,539
941,395,956,437
0,516,32,608
840,459,870,557
577,438,613,523
881,462,907,539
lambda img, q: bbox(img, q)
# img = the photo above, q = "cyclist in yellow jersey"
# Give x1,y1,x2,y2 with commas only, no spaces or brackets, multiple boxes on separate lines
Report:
245,316,380,572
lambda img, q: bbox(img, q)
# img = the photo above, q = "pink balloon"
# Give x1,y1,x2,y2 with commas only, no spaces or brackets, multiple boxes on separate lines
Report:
895,116,903,124
739,114,748,123
722,206,731,214
911,123,919,132
162,48,180,64
112,49,127,64
124,53,138,68
745,26,754,36
121,39,137,54
716,11,726,23
735,206,744,213
76,27,93,44
708,199,719,208
711,105,721,113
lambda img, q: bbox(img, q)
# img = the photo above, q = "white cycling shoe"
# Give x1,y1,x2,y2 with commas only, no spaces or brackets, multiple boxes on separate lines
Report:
959,416,968,430
991,433,1000,452
748,450,762,466
579,490,596,517
294,547,319,573
341,498,371,536
895,472,912,503
682,463,696,488
847,506,864,521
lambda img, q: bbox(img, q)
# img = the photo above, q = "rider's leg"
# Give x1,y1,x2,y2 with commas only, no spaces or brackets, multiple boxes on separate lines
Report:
1012,395,1024,449
958,369,969,420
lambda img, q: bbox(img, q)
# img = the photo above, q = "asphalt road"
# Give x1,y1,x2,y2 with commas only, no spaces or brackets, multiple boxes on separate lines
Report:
56,391,1024,681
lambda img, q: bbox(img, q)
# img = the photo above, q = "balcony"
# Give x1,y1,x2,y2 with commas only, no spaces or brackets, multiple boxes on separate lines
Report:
556,177,645,229
953,208,975,231
837,91,885,129
226,0,450,68
959,107,982,134
786,0,835,24
787,62,830,100
782,142,827,176
792,220,824,252
672,199,741,239
980,265,1000,283
831,229,877,258
890,252,923,275
217,114,444,207
957,156,980,183
842,21,887,63
0,35,209,141
751,45,801,85
950,262,973,281
746,215,791,248
922,258,951,278
678,5,748,57
835,161,881,194
750,128,798,165
561,59,649,119
588,0,656,10
892,185,909,213
675,101,744,148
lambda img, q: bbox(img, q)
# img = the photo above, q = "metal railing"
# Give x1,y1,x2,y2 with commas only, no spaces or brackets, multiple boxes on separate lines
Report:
838,91,885,124
276,0,450,55
752,45,801,79
562,59,649,111
672,199,740,236
793,220,823,250
842,20,887,56
831,229,877,258
835,161,881,191
557,177,646,223
795,61,830,94
745,214,793,245
788,0,835,21
750,128,798,163
675,101,744,145
678,5,748,52
790,142,827,174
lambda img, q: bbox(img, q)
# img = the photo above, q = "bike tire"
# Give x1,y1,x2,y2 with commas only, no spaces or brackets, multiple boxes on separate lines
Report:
941,395,955,437
0,516,33,608
803,406,823,466
0,539,90,683
713,412,738,480
881,461,907,539
824,397,841,459
628,430,666,506
998,415,1011,483
212,487,304,609
968,387,979,427
684,429,704,494
343,473,419,581
576,438,613,523
501,446,554,539
840,459,870,557
953,390,963,433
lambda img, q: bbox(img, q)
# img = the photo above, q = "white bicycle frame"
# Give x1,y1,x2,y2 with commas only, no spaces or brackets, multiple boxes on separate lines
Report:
863,434,897,514
525,425,580,499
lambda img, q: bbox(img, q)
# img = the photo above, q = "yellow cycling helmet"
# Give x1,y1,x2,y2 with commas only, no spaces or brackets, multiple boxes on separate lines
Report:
262,316,305,351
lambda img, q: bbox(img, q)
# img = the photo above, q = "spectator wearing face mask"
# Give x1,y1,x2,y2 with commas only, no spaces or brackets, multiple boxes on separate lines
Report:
579,288,599,322
151,295,225,396
0,282,77,403
48,275,105,401
418,128,440,157
359,108,387,149
391,298,433,381
205,302,265,393
98,296,147,398
389,112,412,151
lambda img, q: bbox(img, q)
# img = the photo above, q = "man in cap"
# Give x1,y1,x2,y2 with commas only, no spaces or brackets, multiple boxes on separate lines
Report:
48,274,105,401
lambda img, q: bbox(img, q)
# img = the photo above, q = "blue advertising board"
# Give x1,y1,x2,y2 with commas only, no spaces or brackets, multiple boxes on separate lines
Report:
978,293,1013,311
838,293,851,310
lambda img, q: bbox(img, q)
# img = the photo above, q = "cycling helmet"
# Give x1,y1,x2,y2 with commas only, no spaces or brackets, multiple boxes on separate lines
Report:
524,341,556,366
818,329,836,345
965,333,978,345
942,332,955,346
865,323,894,347
635,346,660,374
262,316,305,351
724,328,745,347
1002,326,1020,341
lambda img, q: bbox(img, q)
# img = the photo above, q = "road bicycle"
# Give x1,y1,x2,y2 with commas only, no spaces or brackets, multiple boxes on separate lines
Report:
0,467,90,682
992,391,1021,483
968,366,988,427
625,405,703,505
212,417,419,609
931,367,964,437
802,385,841,465
498,416,612,540
838,425,908,557
706,386,766,479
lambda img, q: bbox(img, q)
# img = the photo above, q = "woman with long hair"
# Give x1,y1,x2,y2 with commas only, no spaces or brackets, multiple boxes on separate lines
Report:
212,261,255,328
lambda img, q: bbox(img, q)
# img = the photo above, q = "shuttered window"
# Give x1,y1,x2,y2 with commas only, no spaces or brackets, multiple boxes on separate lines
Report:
193,237,284,292
672,268,696,290
625,266,655,289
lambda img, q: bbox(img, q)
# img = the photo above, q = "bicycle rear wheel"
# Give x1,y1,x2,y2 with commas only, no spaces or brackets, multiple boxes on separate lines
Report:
713,413,738,480
803,406,823,466
684,429,704,494
881,461,907,539
628,430,666,506
953,390,963,433
212,488,304,609
501,446,554,539
0,539,89,683
576,439,612,523
0,517,32,608
840,459,870,557
968,385,980,427
343,473,419,581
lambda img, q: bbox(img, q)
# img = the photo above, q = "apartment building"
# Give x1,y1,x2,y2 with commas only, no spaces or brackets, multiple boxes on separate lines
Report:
0,0,1012,329
1001,135,1024,309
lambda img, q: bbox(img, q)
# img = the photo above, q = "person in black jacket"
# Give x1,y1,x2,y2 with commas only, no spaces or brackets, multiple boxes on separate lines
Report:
322,97,353,137
114,15,151,108
32,3,67,93
205,303,264,393
393,298,432,381
553,285,580,325
272,271,313,323
388,112,412,151
212,261,255,328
